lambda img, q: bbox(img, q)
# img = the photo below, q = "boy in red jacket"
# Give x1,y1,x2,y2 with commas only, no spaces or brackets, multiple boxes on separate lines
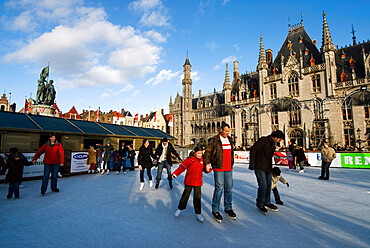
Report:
172,147,211,223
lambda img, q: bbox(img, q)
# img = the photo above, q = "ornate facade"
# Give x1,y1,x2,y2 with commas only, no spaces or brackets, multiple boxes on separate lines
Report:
170,11,370,149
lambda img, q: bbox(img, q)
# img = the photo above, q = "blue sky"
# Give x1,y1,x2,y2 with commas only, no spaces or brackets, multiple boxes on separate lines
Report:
0,0,369,116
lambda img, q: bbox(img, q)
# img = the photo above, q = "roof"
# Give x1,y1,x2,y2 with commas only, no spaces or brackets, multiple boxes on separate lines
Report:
0,111,175,139
268,25,322,76
335,41,370,81
192,92,224,110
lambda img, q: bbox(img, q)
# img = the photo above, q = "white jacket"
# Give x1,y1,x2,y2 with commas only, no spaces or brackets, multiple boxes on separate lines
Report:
272,175,287,189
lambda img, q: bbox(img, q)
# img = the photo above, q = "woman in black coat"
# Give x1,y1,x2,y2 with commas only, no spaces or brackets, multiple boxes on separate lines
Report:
294,146,306,173
138,139,155,190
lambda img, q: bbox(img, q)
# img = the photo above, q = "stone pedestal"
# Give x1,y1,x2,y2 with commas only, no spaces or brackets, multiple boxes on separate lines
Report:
30,104,55,117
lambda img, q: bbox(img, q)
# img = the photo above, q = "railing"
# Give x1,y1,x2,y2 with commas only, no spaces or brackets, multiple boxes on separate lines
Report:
265,74,282,83
334,77,370,89
302,63,325,74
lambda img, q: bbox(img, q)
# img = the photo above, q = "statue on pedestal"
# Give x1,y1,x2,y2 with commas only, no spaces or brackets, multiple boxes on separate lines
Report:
35,64,56,106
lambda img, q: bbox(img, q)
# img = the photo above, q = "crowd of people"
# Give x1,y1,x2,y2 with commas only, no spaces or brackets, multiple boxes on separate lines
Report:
0,124,342,223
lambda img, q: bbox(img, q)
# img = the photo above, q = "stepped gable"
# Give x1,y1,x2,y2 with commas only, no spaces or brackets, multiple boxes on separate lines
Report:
335,41,370,81
268,25,322,76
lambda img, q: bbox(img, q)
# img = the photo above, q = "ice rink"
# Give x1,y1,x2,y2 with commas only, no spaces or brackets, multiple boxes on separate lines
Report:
1,164,369,248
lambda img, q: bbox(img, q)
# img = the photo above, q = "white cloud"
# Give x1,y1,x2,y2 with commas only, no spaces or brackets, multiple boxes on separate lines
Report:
101,92,110,100
145,30,167,43
129,0,170,27
233,43,239,51
145,69,181,86
2,5,163,89
10,11,34,32
213,64,221,71
205,41,219,51
222,55,237,64
222,0,231,6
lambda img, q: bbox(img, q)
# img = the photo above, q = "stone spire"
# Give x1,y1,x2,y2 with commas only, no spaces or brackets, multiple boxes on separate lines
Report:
223,63,231,90
169,95,173,105
258,35,268,70
321,10,335,52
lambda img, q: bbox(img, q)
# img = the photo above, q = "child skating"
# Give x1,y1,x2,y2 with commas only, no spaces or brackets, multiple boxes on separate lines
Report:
172,147,212,223
272,167,289,205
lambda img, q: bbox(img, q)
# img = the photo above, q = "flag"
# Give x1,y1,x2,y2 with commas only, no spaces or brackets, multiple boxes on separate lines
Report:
116,112,119,121
96,108,99,121
152,112,157,128
134,113,139,127
24,99,29,114
40,65,49,79
168,113,173,127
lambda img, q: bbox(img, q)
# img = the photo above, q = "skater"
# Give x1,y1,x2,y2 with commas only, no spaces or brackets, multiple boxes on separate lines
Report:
138,139,155,191
96,147,103,173
319,141,336,180
117,143,127,175
32,134,65,196
271,167,289,205
113,149,120,174
287,140,296,170
99,141,114,175
204,121,237,223
128,145,136,171
172,147,212,223
4,151,32,199
250,130,284,214
294,146,306,173
87,146,96,174
154,138,182,189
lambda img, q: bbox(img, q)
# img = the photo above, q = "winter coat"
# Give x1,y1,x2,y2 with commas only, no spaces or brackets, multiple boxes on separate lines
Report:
87,147,96,165
250,135,275,173
203,133,234,169
128,149,136,161
271,174,288,189
172,157,208,187
138,145,155,168
5,153,32,183
321,147,336,162
154,142,180,166
113,151,120,162
294,147,306,163
102,144,114,162
119,146,127,158
33,140,65,165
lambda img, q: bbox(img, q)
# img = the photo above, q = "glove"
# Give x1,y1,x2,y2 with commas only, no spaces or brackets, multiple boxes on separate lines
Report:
286,183,289,187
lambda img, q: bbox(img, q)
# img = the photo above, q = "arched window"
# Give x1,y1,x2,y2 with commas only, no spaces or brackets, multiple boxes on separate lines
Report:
288,72,299,96
241,111,246,128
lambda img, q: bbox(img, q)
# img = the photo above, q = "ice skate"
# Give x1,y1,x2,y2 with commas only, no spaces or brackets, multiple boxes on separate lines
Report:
299,169,304,173
174,209,182,218
116,171,120,175
257,205,267,215
225,209,237,220
149,180,153,188
196,214,204,223
212,212,222,223
88,170,91,174
265,203,278,212
106,170,110,175
101,170,105,175
139,182,144,191
57,172,62,178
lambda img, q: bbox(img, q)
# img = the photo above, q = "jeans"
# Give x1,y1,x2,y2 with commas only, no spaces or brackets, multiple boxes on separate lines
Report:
117,158,126,172
96,157,102,171
8,181,20,197
212,170,233,212
178,185,202,214
156,161,171,182
321,161,331,178
254,169,272,206
272,187,281,202
140,167,152,183
41,164,60,193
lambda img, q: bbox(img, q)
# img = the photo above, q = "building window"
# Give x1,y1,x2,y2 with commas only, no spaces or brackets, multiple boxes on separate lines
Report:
342,107,352,120
241,111,246,128
367,127,370,146
365,106,370,119
270,83,277,99
312,75,321,92
289,110,301,126
231,113,235,128
344,128,354,147
288,73,299,96
271,111,278,125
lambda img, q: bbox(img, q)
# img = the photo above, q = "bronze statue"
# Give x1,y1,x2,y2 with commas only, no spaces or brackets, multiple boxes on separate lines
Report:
35,64,56,106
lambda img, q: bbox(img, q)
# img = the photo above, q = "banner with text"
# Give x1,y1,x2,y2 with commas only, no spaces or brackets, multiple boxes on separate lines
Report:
70,152,89,173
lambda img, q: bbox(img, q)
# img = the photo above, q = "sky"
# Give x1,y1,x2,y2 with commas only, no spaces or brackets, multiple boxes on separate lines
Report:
0,0,369,116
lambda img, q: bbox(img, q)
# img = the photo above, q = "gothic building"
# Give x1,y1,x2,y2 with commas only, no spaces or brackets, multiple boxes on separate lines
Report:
170,11,370,149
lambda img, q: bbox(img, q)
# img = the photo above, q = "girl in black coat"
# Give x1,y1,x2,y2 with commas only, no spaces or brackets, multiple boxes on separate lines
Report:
4,152,32,199
294,146,306,173
138,139,155,190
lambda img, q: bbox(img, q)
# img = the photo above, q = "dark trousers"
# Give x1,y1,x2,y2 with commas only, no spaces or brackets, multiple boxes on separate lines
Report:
41,164,59,193
254,169,272,206
156,161,171,182
140,167,152,183
321,161,331,178
8,181,20,197
117,158,126,172
272,187,281,202
130,158,135,170
178,185,202,214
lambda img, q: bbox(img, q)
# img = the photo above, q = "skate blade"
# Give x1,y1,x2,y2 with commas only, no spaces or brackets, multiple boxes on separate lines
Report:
257,208,267,215
214,218,222,223
266,208,278,212
227,215,237,220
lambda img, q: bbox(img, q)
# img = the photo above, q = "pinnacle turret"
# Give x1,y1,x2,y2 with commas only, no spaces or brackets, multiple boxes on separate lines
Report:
258,35,268,70
223,63,231,90
321,10,335,52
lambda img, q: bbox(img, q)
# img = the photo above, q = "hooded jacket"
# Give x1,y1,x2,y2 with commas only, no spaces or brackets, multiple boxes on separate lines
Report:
33,140,65,165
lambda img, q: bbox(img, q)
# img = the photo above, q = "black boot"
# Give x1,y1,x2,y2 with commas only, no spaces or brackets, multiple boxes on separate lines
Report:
169,180,173,189
155,180,160,189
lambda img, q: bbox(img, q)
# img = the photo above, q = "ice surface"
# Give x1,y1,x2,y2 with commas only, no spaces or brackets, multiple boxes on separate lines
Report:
1,165,369,248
